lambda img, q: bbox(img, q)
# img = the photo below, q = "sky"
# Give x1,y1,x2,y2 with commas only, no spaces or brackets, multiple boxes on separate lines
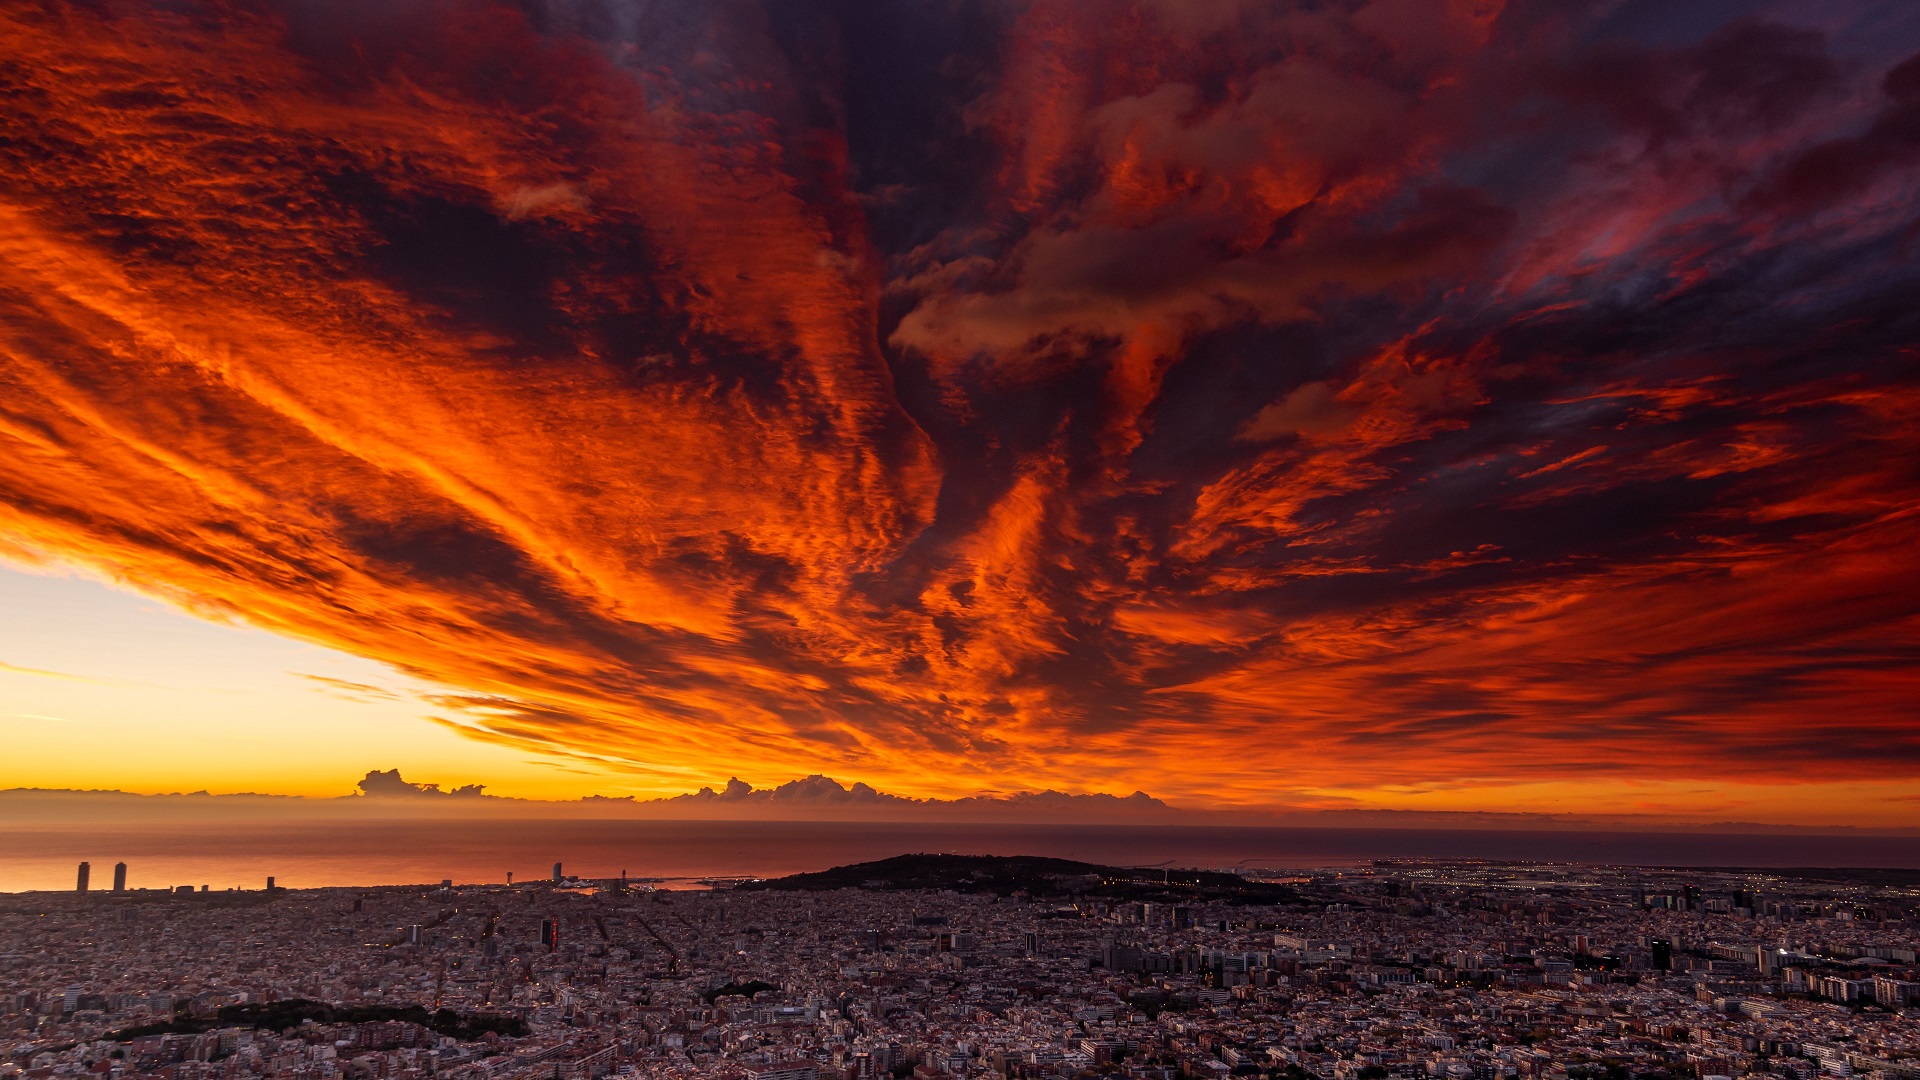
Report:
2,0,1919,826
0,564,601,798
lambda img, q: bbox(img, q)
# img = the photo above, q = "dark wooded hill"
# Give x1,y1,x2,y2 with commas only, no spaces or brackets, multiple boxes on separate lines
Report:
734,853,1298,904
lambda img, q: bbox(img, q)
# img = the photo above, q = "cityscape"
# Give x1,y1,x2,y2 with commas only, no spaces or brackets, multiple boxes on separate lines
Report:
4,856,1918,1080
5,7,1920,1080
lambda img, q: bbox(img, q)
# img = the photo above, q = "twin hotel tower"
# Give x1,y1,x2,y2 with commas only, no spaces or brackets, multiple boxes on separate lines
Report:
65,861,584,894
71,861,279,895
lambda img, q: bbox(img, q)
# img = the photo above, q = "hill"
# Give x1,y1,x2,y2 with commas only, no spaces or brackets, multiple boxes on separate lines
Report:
736,853,1298,904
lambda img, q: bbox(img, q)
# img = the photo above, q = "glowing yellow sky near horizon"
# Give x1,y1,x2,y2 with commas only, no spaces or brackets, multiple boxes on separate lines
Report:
0,562,630,799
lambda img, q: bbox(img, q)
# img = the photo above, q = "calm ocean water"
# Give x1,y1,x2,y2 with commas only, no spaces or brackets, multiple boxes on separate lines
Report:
2,820,1917,892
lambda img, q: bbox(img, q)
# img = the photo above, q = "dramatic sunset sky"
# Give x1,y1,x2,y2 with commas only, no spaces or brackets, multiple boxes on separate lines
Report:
2,0,1918,825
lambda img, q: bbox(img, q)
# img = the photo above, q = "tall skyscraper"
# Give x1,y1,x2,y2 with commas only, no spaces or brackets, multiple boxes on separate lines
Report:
1649,937,1673,970
112,863,127,892
552,862,563,883
76,862,90,893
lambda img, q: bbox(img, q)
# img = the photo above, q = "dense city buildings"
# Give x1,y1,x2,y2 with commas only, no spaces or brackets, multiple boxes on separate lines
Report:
4,859,1917,1080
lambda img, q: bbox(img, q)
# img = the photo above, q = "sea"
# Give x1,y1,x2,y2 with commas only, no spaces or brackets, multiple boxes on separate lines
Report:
3,820,1918,892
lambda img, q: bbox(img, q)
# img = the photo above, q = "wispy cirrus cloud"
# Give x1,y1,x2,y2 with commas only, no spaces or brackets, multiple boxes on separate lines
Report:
2,661,90,682
1,660,138,687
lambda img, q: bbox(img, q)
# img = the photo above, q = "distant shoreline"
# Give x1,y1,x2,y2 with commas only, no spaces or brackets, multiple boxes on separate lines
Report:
8,813,1920,897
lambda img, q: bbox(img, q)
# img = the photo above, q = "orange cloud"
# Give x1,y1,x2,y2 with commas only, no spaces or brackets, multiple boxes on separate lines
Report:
2,0,1918,820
